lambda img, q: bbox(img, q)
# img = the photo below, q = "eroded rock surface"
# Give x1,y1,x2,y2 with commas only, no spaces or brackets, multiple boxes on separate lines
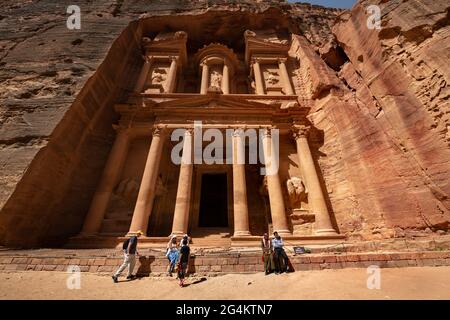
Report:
0,0,448,247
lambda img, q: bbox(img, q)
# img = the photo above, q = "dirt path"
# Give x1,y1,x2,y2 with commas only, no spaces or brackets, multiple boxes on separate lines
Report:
1,266,449,299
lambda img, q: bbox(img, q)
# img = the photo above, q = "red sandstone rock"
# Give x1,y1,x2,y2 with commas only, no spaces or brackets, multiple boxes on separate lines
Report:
0,0,448,247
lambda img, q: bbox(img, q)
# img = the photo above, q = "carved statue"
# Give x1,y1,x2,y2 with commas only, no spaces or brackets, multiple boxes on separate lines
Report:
151,68,167,84
210,70,222,88
115,178,140,204
266,71,279,85
286,176,308,208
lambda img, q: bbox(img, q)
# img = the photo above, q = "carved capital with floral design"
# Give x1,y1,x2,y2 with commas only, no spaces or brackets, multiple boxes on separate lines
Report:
292,125,311,140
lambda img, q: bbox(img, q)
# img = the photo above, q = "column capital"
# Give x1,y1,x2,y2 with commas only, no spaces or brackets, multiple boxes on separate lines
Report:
232,127,246,137
169,55,178,62
251,57,261,64
152,125,166,136
278,57,288,64
143,55,153,64
292,125,311,140
261,127,274,138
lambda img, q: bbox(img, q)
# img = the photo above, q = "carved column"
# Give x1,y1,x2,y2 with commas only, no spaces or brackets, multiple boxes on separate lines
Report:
261,128,291,236
134,56,153,93
252,58,265,95
128,126,166,235
232,129,251,236
278,58,294,95
293,125,337,236
80,128,130,235
200,62,209,94
171,128,194,236
165,56,178,93
222,63,230,94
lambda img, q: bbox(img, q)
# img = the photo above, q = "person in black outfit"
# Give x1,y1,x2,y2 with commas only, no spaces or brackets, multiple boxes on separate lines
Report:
177,235,190,287
112,230,143,283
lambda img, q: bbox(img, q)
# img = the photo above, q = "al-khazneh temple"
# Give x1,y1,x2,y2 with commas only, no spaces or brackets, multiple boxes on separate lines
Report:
0,0,449,249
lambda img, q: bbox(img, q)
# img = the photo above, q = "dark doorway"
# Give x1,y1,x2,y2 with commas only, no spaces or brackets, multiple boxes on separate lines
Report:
198,173,228,227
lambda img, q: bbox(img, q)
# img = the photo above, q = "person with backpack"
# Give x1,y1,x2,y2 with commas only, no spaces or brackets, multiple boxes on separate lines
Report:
112,230,143,283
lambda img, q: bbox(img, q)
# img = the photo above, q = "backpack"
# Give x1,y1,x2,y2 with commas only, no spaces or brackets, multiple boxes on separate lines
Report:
122,238,130,251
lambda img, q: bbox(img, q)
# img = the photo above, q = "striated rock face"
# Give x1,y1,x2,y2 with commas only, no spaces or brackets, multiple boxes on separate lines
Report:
0,0,448,247
0,0,342,247
310,0,450,239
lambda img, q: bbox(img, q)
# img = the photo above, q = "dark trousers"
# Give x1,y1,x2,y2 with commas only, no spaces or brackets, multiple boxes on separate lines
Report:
273,248,289,272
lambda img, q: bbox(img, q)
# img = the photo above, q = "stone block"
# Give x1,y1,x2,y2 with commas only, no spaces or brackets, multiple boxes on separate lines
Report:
55,265,66,271
234,264,245,272
43,265,57,271
210,265,222,272
198,265,210,272
12,257,29,264
221,265,234,272
93,258,107,266
79,259,89,266
309,256,326,263
30,258,42,265
89,266,99,273
105,259,121,266
0,257,13,264
98,266,114,272
69,259,81,266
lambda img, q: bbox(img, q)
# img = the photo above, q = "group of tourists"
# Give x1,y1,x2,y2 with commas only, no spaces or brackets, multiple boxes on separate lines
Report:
165,234,191,287
112,231,190,287
112,230,291,285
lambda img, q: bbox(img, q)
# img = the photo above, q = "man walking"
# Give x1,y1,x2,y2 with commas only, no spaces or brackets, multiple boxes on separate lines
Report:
272,231,289,274
112,230,143,283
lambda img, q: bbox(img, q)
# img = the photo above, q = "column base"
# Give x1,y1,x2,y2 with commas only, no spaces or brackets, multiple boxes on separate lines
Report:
126,231,146,237
273,229,292,237
314,228,338,236
233,231,251,237
76,231,99,238
170,231,187,237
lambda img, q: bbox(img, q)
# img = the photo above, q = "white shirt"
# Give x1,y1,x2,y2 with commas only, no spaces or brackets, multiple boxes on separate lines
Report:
272,237,284,248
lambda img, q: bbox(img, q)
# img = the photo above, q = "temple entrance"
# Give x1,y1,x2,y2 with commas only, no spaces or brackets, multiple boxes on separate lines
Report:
198,173,228,228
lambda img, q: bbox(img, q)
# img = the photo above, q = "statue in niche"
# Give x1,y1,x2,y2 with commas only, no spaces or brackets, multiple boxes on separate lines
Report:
151,68,167,84
286,176,314,227
115,178,140,204
210,70,222,89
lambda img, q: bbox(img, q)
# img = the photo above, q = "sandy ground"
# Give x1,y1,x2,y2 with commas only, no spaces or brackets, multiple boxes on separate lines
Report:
1,267,449,300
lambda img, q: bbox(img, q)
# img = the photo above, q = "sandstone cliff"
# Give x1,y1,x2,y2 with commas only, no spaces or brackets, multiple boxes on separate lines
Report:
0,0,448,247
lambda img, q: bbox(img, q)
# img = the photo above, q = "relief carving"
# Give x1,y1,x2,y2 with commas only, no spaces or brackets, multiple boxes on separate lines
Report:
151,68,167,84
286,176,308,207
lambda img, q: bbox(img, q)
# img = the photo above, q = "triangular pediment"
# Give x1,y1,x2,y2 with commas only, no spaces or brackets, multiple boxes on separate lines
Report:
153,94,280,110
